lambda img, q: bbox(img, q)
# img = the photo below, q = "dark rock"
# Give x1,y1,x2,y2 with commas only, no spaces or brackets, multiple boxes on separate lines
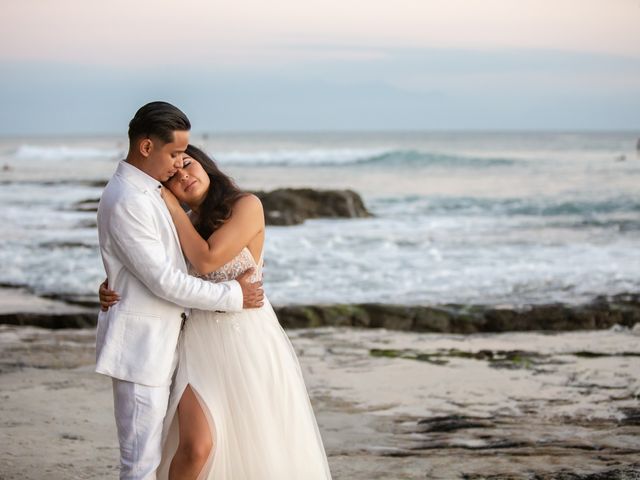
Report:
253,188,372,225
3,292,639,333
486,304,592,331
417,415,492,433
76,219,98,229
360,303,415,330
39,241,93,249
71,188,373,225
0,282,29,289
273,297,638,333
572,351,640,358
273,294,640,333
275,304,372,329
41,293,102,308
447,312,487,333
274,305,324,329
413,307,452,332
619,408,640,426
71,198,100,212
374,448,415,457
0,312,97,329
482,299,637,333
318,304,371,328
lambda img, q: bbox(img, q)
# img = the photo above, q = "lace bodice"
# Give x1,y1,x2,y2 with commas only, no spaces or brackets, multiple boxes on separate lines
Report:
191,247,263,283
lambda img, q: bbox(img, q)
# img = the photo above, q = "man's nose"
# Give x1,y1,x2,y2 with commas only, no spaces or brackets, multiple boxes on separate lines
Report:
174,156,184,168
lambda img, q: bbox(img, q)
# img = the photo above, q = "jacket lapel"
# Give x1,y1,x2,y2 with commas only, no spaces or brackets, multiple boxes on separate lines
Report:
114,162,188,270
148,191,187,269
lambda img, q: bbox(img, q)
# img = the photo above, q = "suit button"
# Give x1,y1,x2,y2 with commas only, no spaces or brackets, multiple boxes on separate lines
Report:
181,312,187,320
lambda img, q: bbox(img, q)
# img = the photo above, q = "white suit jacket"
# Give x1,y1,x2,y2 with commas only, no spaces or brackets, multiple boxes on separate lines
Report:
96,161,242,386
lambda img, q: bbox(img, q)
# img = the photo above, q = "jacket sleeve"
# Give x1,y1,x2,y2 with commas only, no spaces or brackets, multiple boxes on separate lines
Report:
108,195,243,312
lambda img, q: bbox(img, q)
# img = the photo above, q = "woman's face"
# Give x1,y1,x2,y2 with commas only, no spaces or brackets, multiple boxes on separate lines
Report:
165,155,211,208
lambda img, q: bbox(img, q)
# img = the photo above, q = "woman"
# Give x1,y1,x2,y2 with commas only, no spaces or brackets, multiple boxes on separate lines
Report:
100,145,332,480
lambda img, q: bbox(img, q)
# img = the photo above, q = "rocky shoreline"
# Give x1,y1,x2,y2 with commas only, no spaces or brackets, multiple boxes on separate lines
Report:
2,287,638,333
276,292,640,332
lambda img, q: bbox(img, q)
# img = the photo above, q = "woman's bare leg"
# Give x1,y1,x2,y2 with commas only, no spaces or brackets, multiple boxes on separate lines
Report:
169,385,214,480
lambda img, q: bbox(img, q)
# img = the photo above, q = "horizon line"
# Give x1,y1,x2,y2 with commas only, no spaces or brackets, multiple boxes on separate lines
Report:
1,127,639,140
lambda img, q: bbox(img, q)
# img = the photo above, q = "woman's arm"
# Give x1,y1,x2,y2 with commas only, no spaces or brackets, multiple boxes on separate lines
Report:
162,189,264,275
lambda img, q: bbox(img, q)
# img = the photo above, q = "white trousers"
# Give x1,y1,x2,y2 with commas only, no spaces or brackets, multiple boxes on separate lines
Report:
112,350,179,479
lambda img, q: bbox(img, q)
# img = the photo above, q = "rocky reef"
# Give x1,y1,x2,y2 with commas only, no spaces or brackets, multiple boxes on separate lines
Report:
275,293,640,332
2,287,638,333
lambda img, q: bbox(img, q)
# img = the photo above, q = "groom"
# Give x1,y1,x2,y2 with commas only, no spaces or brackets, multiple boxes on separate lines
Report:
96,101,264,479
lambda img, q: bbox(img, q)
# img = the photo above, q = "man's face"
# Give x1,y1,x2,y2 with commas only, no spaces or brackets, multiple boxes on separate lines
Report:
144,130,190,182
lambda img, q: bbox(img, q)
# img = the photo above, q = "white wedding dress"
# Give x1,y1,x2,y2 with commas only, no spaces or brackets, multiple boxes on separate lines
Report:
157,246,332,479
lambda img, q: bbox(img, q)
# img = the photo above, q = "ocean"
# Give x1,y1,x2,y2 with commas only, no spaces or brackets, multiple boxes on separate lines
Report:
0,131,638,307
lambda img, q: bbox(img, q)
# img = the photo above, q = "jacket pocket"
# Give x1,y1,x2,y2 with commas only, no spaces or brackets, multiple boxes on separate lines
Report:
118,311,163,361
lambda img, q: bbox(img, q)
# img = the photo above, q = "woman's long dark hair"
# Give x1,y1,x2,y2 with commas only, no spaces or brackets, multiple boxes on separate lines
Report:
184,144,248,239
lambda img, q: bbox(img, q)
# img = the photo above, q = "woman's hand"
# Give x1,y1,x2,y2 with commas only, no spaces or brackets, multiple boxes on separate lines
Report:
99,279,120,312
160,186,182,213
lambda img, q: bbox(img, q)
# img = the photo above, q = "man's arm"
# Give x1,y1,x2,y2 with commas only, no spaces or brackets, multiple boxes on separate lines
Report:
108,197,244,311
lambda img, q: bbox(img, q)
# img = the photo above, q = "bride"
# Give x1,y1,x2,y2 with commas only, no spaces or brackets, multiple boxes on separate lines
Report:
100,144,332,480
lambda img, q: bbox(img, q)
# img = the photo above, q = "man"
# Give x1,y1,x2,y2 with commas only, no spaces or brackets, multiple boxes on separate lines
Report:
96,101,264,479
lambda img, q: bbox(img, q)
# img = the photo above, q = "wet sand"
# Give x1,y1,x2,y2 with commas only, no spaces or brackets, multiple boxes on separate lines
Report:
1,322,639,479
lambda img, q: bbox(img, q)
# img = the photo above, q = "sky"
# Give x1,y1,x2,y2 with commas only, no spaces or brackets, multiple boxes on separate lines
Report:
1,0,639,134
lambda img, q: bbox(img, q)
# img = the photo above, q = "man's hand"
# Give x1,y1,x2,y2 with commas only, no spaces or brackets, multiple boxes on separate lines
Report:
236,268,264,309
98,279,120,312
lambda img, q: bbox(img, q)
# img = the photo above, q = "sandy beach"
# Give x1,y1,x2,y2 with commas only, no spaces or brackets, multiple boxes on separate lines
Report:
1,309,639,479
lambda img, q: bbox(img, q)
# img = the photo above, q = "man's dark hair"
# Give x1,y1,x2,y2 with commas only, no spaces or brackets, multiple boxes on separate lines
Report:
128,101,191,145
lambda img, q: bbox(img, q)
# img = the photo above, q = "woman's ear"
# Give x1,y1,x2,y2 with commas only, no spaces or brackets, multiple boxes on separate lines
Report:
139,138,153,158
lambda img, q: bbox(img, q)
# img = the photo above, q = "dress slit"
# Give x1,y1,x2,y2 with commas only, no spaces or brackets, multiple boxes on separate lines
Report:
186,383,218,480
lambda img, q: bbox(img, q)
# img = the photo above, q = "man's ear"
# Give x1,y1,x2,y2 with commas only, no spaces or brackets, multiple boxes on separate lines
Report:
139,138,153,158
